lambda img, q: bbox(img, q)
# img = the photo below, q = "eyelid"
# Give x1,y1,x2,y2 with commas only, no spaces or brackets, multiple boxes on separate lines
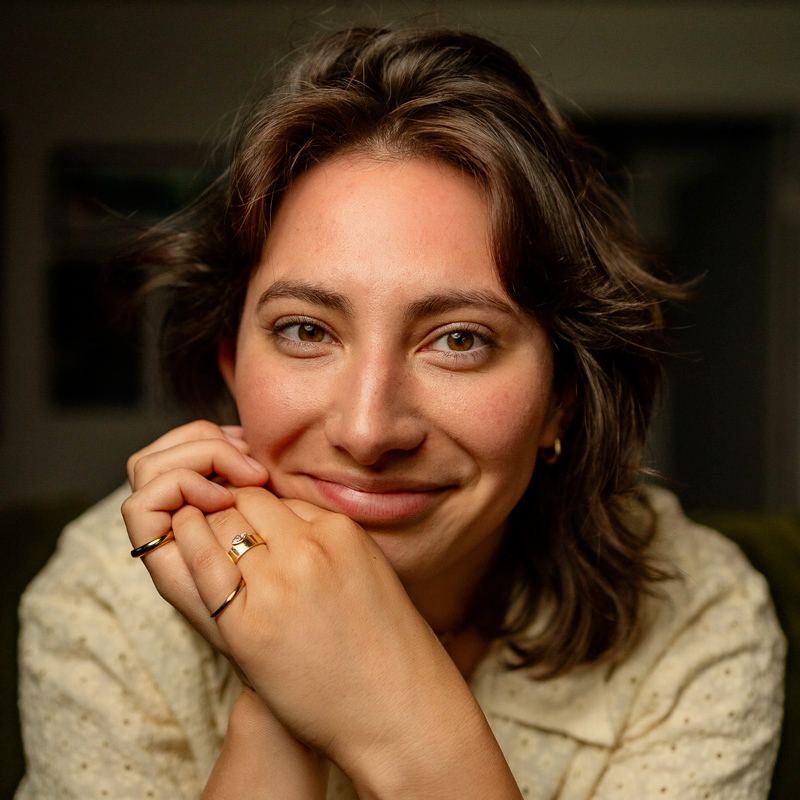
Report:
269,314,331,332
424,321,494,342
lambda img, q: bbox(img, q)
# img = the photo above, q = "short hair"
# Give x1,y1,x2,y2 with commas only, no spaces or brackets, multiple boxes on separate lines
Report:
132,27,680,677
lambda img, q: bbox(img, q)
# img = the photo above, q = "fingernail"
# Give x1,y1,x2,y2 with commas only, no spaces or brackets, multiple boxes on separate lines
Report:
243,454,266,471
210,481,231,494
221,425,245,440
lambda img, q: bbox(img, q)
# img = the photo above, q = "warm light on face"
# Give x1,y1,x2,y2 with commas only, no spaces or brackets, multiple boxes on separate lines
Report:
219,155,564,598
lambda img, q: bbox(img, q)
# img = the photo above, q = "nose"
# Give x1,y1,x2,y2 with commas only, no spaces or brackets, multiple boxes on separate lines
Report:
324,350,426,465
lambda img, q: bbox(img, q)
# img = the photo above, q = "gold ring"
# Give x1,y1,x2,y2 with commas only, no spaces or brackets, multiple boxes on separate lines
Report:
210,577,246,619
131,530,175,559
228,532,266,564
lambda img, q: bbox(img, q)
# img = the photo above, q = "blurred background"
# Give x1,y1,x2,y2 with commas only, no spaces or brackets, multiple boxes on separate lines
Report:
1,1,799,798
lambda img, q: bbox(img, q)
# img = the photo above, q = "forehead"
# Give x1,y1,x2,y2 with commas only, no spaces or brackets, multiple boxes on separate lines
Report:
251,155,506,299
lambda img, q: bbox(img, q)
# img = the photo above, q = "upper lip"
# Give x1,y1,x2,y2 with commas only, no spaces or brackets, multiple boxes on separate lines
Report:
307,471,452,493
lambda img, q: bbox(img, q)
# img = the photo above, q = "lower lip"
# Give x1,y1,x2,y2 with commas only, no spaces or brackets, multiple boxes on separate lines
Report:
308,477,450,523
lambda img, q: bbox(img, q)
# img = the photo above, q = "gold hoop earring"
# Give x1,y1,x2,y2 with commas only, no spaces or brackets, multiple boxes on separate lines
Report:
539,438,562,465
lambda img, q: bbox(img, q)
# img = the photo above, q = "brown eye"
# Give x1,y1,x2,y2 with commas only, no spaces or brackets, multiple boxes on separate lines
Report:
275,322,333,346
447,331,474,351
298,323,326,342
427,327,493,362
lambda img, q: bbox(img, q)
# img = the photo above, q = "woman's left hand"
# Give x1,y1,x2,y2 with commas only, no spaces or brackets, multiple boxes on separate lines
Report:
202,685,329,800
172,485,518,798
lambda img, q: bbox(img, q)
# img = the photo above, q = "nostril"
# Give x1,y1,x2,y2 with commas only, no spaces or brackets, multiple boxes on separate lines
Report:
324,407,425,465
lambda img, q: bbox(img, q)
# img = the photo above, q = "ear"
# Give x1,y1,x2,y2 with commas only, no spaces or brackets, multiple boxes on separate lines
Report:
217,338,237,399
538,384,576,450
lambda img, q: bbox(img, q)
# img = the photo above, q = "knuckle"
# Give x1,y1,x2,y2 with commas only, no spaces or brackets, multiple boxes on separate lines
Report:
130,451,157,488
186,419,220,439
126,452,141,481
154,579,183,609
326,513,361,542
291,536,329,578
172,503,202,527
191,543,220,573
205,506,239,531
120,494,134,519
120,493,142,522
234,485,266,503
155,582,172,603
127,453,146,486
172,466,200,483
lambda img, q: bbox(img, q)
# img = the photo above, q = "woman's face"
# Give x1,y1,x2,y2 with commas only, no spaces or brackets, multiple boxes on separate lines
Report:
220,155,564,596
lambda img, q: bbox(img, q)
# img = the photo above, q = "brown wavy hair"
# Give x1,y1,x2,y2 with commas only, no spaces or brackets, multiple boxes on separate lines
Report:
130,27,681,677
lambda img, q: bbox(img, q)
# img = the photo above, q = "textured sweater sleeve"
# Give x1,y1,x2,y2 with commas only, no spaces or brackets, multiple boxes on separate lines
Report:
15,488,231,800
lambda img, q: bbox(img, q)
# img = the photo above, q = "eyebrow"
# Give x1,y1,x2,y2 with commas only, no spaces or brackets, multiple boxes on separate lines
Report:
256,280,353,315
256,280,520,321
403,290,521,322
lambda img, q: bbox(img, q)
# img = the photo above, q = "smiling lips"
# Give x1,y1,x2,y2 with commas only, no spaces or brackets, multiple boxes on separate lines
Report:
306,473,454,524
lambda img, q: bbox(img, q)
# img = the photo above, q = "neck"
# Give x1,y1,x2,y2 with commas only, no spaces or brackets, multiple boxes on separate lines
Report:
400,523,507,679
438,625,492,681
404,571,476,643
403,560,496,681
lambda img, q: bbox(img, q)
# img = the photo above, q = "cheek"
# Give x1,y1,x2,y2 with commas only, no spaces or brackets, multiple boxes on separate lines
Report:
435,378,550,475
234,367,324,464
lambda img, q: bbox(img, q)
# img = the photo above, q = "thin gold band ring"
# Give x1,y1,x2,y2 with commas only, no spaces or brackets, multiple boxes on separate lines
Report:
131,530,175,559
210,577,246,619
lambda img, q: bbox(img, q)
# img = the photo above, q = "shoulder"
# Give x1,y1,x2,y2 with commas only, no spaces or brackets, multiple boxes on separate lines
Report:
644,484,760,580
594,487,786,796
626,484,786,699
20,484,220,683
19,484,204,693
21,485,139,612
479,486,785,723
18,488,234,798
640,484,784,656
474,487,785,798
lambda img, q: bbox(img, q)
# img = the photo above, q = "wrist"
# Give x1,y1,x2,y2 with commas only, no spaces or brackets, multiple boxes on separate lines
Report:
204,687,329,799
343,680,521,800
229,687,329,780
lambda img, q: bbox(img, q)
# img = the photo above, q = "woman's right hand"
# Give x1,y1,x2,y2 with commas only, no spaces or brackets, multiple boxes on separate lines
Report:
121,420,270,652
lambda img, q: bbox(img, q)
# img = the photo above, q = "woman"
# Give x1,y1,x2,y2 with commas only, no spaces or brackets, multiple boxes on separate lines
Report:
17,27,784,799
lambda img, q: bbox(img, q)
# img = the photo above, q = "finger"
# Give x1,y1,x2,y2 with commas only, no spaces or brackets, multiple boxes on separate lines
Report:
127,420,266,486
127,420,228,484
133,507,232,659
220,425,251,455
205,504,262,553
130,438,268,492
203,505,274,590
131,532,187,580
229,486,310,552
122,470,233,549
172,504,247,619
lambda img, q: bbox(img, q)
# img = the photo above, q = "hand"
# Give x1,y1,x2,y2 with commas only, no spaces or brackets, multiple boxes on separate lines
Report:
202,686,329,800
121,420,269,652
169,486,501,796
